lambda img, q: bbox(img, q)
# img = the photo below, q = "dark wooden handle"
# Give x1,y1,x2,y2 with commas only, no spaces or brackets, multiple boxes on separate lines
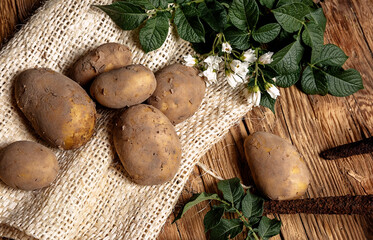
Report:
320,137,373,160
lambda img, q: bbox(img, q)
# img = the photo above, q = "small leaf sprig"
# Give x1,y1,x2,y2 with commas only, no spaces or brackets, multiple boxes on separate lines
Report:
94,0,364,113
173,178,281,240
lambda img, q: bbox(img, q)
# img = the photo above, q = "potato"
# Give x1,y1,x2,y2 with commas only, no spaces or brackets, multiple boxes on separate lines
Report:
15,68,96,150
90,64,156,109
113,104,181,185
69,43,132,86
0,141,59,190
147,63,205,124
244,132,310,200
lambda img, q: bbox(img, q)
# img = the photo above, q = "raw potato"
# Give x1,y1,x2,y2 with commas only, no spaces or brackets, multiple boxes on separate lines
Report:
0,141,59,190
244,132,310,200
15,68,96,150
90,64,156,109
69,42,132,86
147,63,205,125
113,104,181,185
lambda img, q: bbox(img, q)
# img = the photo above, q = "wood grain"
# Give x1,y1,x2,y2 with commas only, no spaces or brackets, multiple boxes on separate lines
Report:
0,0,42,47
0,0,372,239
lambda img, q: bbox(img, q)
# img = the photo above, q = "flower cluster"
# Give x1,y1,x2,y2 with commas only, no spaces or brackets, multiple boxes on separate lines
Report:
183,39,280,110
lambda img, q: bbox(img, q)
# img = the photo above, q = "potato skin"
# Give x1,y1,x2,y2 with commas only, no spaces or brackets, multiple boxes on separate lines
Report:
244,132,310,200
147,63,206,125
15,68,96,150
90,64,156,109
69,43,132,86
0,141,59,190
113,104,181,185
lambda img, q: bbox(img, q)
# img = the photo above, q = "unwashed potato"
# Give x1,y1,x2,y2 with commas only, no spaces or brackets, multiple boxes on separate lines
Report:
113,104,181,185
147,63,206,125
90,64,156,109
15,68,96,150
69,42,132,86
244,132,310,200
0,141,59,190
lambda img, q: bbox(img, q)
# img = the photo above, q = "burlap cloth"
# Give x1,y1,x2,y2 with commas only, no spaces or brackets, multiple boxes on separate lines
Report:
0,0,253,239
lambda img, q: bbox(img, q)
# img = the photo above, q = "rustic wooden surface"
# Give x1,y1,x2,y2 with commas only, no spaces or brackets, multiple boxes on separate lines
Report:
1,0,373,239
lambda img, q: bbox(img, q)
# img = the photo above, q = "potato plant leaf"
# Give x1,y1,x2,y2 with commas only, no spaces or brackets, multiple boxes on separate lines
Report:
204,207,225,232
228,0,259,30
301,66,327,95
174,6,205,42
258,216,282,240
325,68,363,97
173,192,221,222
217,178,244,206
252,23,281,43
242,192,264,219
94,2,148,30
272,3,310,33
210,218,243,240
139,13,169,52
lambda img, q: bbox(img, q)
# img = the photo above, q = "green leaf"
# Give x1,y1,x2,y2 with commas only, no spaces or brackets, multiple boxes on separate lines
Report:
276,0,314,7
252,23,281,43
217,178,244,206
241,192,264,219
259,0,276,9
228,0,259,30
272,3,310,33
139,13,169,53
275,70,300,88
204,207,225,232
270,39,304,74
173,192,221,222
325,68,364,97
95,2,148,30
301,66,327,95
198,1,227,32
123,0,156,9
259,92,276,113
312,44,348,67
258,216,282,240
159,0,169,8
210,218,243,240
302,21,324,48
224,27,251,50
307,8,327,31
174,7,205,43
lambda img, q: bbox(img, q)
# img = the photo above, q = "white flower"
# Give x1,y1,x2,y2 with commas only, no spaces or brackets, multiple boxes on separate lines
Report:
267,84,280,99
222,42,232,53
226,72,244,88
259,52,274,64
272,77,277,82
244,87,261,107
202,67,217,85
204,55,222,70
230,60,250,79
242,49,257,64
183,54,197,67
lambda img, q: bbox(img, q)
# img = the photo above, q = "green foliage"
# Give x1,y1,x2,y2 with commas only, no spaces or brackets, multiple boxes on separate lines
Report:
228,0,259,30
94,0,364,110
252,23,281,43
94,2,148,30
174,178,282,240
260,92,276,113
139,13,169,53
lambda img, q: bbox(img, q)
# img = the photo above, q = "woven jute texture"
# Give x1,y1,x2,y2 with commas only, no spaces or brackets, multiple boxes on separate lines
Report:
0,0,253,239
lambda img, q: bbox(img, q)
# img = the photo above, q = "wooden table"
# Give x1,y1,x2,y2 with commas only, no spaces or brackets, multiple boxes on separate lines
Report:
1,0,372,239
